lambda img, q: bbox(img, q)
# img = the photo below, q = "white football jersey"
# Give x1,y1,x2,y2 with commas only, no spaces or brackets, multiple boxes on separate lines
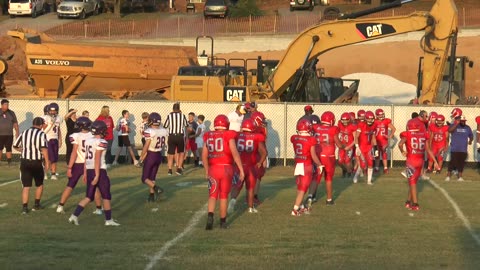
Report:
118,118,129,136
84,137,108,170
144,127,168,152
69,132,94,164
43,115,63,140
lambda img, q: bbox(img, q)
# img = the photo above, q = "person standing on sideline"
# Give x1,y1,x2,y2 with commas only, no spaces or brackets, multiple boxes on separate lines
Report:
185,112,199,166
374,108,396,174
138,113,168,202
0,99,19,165
96,106,115,166
227,104,245,132
195,115,206,167
112,110,138,166
43,103,62,180
56,117,94,214
68,121,120,226
82,111,89,118
64,109,78,165
13,117,50,214
476,115,480,168
164,102,188,175
446,115,473,181
203,114,244,230
139,112,149,146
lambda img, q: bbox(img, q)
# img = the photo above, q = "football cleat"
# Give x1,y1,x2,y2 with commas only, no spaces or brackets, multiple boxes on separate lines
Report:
383,168,389,174
300,206,311,215
220,222,229,229
68,215,79,225
367,181,373,186
326,199,335,206
248,207,258,214
291,209,301,216
457,177,465,182
167,169,173,176
92,209,103,215
410,203,420,211
205,215,214,230
253,197,262,207
153,186,164,200
32,204,44,211
420,174,430,180
50,175,58,180
445,176,451,182
105,220,121,226
112,161,118,166
22,206,29,215
147,195,155,203
311,196,318,203
176,168,183,176
56,205,65,214
405,201,411,209
306,198,313,210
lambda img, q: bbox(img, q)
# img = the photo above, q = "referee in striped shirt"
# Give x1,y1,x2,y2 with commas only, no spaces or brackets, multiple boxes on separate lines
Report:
13,117,50,214
164,102,188,175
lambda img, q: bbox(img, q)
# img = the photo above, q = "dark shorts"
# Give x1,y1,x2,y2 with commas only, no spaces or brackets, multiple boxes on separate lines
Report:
167,134,185,155
0,135,13,152
185,138,197,152
142,151,162,182
86,169,111,201
118,135,131,147
20,159,44,187
48,139,59,163
448,152,468,173
67,163,84,189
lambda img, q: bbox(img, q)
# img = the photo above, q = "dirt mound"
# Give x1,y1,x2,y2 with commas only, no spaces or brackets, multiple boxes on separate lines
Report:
0,35,28,81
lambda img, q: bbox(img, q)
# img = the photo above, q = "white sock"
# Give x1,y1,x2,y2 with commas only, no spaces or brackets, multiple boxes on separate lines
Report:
293,205,299,211
367,168,373,183
354,167,361,180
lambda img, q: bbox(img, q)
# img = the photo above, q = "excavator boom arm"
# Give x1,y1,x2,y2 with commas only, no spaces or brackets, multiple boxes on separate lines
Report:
266,0,457,104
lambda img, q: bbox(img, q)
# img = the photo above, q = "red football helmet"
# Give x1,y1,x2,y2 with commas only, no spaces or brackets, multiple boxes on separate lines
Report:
451,107,463,119
407,120,421,131
214,114,230,130
349,112,356,121
321,111,335,126
365,111,375,125
428,111,438,122
251,111,266,127
476,116,480,125
296,119,312,133
241,119,256,132
357,109,366,120
375,108,385,120
436,114,445,126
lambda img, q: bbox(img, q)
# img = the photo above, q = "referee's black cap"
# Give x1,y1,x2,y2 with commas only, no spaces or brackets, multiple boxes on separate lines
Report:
33,117,45,126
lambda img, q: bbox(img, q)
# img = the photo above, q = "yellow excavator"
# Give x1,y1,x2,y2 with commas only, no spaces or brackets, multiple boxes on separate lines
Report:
171,0,470,104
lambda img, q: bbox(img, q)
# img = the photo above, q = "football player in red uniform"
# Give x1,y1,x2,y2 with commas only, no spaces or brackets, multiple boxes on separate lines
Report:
338,112,357,178
290,119,323,216
227,119,267,214
398,120,438,211
202,115,245,230
427,114,448,173
353,111,378,185
307,111,343,206
374,108,396,174
251,111,268,205
428,111,438,126
476,116,480,168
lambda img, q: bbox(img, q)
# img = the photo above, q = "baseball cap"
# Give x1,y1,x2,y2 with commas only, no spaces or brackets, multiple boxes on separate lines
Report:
33,117,45,126
304,105,313,112
244,103,252,110
250,102,257,108
1,99,8,105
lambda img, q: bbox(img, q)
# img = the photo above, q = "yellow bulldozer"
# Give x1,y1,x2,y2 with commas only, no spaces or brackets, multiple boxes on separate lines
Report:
0,0,472,104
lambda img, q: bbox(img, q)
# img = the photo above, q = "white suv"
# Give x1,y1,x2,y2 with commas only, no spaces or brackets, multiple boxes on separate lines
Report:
8,0,45,18
57,0,100,19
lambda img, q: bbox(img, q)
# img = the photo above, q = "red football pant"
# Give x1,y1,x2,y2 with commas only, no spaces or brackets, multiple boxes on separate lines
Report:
406,157,423,185
296,164,313,192
358,146,374,169
376,139,388,160
314,156,335,183
338,149,354,166
208,164,233,200
430,144,446,165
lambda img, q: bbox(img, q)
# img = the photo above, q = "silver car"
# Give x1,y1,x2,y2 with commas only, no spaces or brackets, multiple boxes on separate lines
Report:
204,0,228,18
57,0,100,19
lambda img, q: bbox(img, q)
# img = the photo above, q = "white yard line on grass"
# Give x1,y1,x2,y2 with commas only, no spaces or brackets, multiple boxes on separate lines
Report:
145,203,208,270
428,180,480,246
0,179,19,187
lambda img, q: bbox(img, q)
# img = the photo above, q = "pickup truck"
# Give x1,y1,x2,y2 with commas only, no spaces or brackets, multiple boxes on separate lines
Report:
57,0,100,19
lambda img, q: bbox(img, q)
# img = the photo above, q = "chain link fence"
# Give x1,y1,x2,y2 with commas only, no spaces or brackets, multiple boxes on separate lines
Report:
4,99,480,167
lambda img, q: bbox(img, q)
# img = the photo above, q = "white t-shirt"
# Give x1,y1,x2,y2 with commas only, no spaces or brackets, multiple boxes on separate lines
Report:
144,127,168,152
43,114,63,140
85,137,108,170
195,123,206,147
117,118,129,136
227,111,244,132
69,131,94,163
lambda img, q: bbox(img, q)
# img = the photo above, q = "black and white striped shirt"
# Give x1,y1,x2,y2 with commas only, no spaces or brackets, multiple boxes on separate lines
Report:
13,127,48,160
164,112,188,135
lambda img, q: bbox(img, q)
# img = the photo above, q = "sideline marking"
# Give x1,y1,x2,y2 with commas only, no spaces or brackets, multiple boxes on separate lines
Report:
428,180,480,246
0,179,20,187
144,203,208,270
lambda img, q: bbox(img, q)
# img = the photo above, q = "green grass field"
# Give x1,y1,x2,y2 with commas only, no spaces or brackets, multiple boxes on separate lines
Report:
1,162,480,270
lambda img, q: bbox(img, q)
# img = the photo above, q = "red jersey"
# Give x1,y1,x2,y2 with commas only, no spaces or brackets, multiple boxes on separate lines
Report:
400,130,430,159
407,117,427,132
337,121,356,145
429,124,448,147
255,126,267,137
290,135,317,165
375,118,391,140
313,124,339,157
357,121,377,147
203,130,237,165
237,132,265,166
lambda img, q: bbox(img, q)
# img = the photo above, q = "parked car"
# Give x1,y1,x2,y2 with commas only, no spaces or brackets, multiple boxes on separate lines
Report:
204,0,228,18
57,0,100,19
290,0,314,11
8,0,45,18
